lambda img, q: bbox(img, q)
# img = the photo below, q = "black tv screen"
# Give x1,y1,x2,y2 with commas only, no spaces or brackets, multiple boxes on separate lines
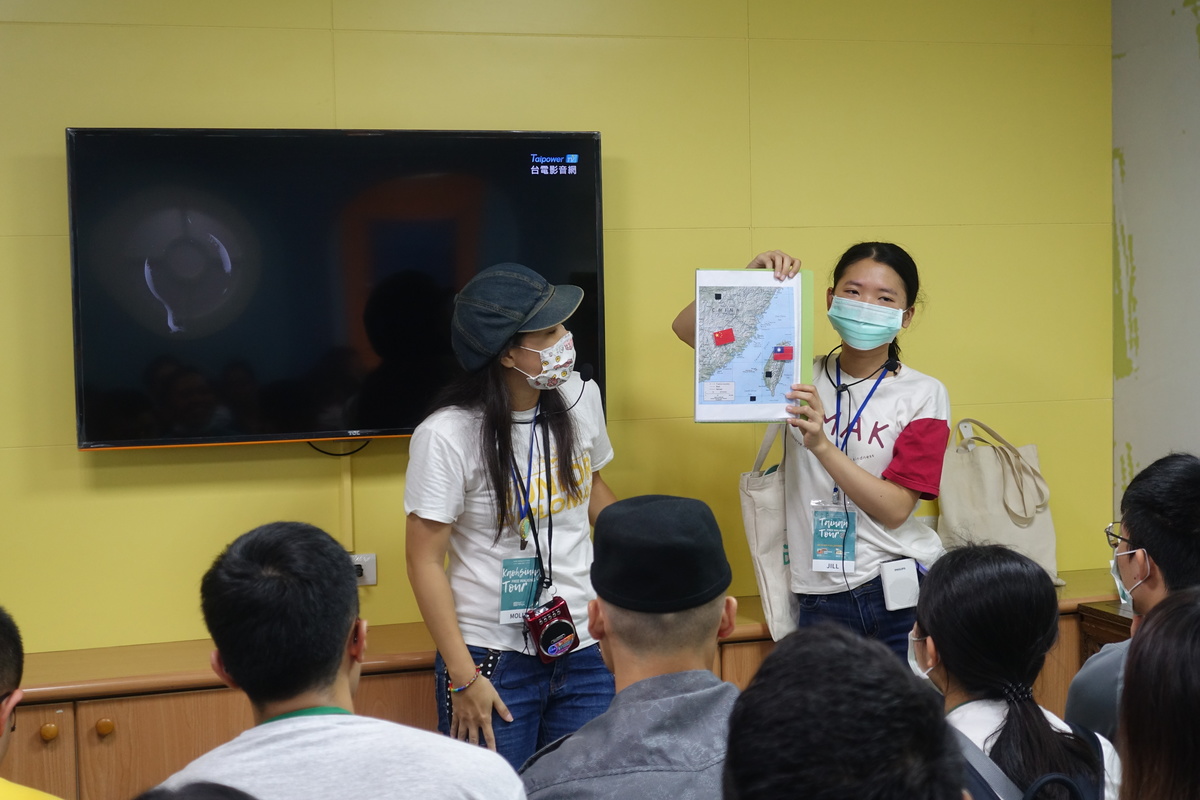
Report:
66,128,604,449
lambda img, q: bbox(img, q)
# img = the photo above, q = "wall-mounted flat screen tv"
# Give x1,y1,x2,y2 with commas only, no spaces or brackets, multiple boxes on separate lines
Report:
66,128,603,450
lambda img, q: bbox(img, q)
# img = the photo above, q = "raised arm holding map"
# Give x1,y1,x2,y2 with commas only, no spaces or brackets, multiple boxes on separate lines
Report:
672,244,951,660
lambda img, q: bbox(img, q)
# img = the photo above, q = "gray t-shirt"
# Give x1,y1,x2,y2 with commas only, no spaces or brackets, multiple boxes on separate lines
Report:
519,670,739,800
1064,639,1130,743
159,713,526,800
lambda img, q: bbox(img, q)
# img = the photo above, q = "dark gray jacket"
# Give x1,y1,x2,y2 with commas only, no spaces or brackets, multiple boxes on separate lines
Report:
519,670,739,800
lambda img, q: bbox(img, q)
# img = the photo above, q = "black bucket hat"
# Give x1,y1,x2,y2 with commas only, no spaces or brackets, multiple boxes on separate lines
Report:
591,495,732,613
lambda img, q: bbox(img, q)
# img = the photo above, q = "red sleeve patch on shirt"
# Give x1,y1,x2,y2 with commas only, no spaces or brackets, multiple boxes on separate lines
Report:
882,418,950,500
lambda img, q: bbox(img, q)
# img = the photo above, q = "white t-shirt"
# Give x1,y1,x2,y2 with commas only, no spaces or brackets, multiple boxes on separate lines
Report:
405,374,614,652
948,699,1121,800
158,713,526,800
784,356,951,593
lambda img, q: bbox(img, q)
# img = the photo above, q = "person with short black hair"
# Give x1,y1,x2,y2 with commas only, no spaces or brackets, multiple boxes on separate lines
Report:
0,605,60,799
912,545,1119,799
1118,586,1200,800
156,521,525,800
724,623,962,800
519,495,740,799
135,783,258,800
1065,452,1200,742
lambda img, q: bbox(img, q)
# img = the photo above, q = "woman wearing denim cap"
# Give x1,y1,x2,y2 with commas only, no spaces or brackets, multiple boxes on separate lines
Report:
405,263,618,770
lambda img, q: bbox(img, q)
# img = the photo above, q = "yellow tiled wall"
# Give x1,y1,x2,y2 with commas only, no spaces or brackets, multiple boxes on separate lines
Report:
0,0,1112,652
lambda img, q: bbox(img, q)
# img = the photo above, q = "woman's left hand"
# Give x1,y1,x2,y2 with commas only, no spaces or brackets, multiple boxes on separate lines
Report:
786,384,833,455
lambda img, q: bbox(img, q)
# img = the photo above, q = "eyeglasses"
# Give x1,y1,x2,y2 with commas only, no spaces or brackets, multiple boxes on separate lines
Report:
1106,522,1132,550
0,691,13,733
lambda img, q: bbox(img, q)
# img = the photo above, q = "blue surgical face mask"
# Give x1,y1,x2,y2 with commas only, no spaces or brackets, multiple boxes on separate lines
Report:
827,296,904,351
1111,549,1147,605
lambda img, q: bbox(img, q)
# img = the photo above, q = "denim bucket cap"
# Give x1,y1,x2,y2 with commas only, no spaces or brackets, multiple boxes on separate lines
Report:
451,263,584,372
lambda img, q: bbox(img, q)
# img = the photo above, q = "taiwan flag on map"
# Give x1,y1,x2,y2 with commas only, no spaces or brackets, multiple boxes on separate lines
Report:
713,328,735,346
772,346,794,361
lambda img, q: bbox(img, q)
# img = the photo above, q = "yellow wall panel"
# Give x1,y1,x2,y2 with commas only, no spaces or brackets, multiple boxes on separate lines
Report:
948,399,1114,573
604,416,762,597
0,1,1113,651
748,39,1111,228
0,24,335,237
334,0,747,38
603,228,752,422
347,438,414,626
0,443,342,652
332,31,751,230
0,0,331,28
749,224,1113,408
0,236,76,447
750,0,1110,46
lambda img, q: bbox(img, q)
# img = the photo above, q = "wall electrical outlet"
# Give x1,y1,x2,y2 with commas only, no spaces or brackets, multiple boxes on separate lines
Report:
350,553,377,586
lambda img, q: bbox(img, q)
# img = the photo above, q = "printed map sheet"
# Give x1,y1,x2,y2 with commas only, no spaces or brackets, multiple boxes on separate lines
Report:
694,269,813,422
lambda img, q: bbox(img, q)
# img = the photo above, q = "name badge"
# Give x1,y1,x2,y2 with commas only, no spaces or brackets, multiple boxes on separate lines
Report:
811,500,856,573
499,557,540,624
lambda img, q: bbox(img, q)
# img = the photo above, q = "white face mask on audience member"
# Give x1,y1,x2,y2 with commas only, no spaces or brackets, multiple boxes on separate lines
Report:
907,629,938,687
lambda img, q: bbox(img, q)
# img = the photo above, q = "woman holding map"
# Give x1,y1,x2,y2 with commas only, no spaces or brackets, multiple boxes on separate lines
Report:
673,242,950,658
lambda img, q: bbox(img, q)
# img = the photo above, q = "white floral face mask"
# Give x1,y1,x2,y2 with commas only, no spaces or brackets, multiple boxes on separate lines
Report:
515,331,576,390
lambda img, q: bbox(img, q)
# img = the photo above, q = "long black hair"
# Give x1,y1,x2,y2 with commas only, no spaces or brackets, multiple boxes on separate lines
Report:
1119,587,1200,800
831,241,920,363
915,545,1101,798
426,332,583,541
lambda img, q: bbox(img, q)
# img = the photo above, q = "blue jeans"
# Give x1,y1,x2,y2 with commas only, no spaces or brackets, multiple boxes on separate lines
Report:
795,574,917,660
435,643,614,771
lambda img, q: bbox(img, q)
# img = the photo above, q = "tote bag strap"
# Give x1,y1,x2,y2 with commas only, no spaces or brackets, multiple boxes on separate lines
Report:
951,418,1050,522
751,424,784,473
951,728,1023,800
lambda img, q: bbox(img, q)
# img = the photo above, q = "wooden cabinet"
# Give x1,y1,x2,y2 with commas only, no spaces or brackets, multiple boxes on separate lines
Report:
0,576,1113,798
355,671,437,731
1,670,439,799
76,688,255,800
716,615,1086,716
0,702,77,800
719,640,775,690
1078,600,1134,662
1033,613,1082,718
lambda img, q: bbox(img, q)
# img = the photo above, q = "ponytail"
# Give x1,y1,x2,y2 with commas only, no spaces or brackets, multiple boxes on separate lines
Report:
916,546,1102,799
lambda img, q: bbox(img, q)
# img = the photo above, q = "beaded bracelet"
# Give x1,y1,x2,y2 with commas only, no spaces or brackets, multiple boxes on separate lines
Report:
448,665,482,694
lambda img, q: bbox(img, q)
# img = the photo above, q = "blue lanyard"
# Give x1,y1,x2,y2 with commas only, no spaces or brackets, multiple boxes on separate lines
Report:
833,359,889,454
831,360,888,501
509,403,540,549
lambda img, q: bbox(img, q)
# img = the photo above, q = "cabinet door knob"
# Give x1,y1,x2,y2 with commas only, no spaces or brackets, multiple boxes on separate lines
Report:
95,718,115,736
40,723,59,742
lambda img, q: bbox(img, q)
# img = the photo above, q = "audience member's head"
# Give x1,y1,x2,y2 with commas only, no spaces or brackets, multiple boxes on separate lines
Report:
1116,452,1200,614
135,782,259,800
588,495,736,686
724,623,962,800
1119,586,1200,800
0,605,24,765
201,521,362,710
914,544,1100,793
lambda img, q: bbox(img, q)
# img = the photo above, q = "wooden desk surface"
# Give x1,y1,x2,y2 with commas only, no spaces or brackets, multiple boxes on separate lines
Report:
1078,598,1135,622
19,568,1114,705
